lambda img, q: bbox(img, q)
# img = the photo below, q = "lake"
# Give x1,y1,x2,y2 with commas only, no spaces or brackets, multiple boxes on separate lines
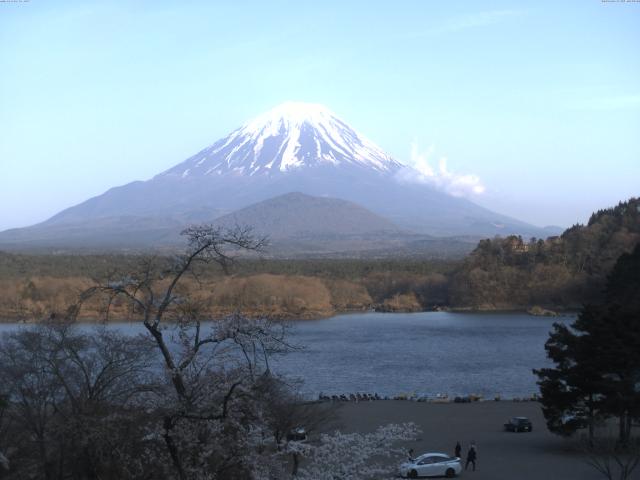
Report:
272,311,572,399
0,311,571,399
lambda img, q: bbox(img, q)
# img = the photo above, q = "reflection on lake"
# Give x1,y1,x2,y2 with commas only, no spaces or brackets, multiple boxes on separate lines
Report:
0,311,572,399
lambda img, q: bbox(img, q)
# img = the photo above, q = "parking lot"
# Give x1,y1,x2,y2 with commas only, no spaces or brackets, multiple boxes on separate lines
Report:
334,400,607,480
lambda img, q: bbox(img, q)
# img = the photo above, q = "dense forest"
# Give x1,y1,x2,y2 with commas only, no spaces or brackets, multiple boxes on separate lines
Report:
0,198,638,320
449,197,640,310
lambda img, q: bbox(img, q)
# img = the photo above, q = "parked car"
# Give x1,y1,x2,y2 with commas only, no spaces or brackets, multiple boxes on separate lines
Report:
504,416,533,432
286,427,307,442
560,407,589,429
399,452,462,478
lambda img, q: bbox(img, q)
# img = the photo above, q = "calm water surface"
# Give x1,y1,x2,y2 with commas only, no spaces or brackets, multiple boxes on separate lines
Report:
271,312,573,398
0,312,572,399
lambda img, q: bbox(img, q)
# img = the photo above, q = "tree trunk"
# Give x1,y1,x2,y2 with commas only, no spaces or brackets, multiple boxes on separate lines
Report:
619,410,629,445
291,452,299,477
163,416,187,480
145,323,188,398
588,396,595,445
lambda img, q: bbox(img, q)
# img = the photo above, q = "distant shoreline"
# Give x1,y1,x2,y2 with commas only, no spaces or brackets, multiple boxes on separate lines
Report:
0,307,579,324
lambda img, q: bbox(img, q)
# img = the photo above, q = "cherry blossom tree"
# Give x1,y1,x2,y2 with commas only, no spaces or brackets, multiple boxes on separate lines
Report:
292,423,420,480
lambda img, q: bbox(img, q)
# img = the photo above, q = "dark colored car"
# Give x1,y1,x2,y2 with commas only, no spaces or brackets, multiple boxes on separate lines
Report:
286,427,307,442
504,416,533,432
562,413,589,429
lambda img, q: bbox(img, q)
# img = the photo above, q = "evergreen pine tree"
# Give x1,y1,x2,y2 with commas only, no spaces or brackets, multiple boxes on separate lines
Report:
535,244,640,443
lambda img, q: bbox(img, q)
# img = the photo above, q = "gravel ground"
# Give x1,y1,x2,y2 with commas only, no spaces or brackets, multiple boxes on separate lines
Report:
331,400,612,480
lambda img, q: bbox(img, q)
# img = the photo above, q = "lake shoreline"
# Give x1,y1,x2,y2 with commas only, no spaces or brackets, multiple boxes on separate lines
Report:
0,306,579,323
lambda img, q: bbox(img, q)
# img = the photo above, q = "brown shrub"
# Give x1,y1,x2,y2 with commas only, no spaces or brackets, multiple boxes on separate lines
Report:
208,274,334,318
321,278,372,310
0,276,95,320
381,292,422,312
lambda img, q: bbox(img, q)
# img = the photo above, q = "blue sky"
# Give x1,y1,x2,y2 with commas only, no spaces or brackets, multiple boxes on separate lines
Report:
1,0,639,230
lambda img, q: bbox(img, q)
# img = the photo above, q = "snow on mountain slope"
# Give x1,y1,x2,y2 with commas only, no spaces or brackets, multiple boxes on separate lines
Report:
160,102,404,178
0,101,555,249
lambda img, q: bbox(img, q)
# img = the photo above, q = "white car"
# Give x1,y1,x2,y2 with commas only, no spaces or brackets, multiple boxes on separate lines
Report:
399,452,462,478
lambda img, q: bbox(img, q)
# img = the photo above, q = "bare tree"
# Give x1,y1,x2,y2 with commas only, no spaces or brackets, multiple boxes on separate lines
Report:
582,436,640,480
0,225,431,480
0,323,158,479
70,225,300,479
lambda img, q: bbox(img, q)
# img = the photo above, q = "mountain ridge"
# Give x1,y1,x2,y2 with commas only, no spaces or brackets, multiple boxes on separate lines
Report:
212,192,402,239
0,102,555,250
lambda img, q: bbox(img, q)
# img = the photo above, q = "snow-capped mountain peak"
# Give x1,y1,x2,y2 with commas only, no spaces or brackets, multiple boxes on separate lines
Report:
243,101,336,130
162,102,404,178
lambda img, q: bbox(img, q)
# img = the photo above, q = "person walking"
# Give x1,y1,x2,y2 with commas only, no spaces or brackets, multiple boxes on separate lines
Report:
454,441,462,458
465,443,477,471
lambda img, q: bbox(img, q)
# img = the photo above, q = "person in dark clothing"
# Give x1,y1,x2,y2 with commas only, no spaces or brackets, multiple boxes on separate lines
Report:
454,441,462,458
407,448,415,461
465,444,477,471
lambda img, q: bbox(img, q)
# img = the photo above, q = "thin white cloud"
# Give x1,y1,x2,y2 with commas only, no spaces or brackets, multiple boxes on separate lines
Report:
395,142,486,197
406,9,525,38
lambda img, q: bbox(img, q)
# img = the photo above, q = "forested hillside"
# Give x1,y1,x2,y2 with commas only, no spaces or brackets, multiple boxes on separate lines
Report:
0,198,638,320
0,254,455,320
449,198,640,310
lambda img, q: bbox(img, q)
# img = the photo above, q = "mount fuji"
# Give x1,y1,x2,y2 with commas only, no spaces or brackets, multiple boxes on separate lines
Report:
164,102,403,177
0,102,553,253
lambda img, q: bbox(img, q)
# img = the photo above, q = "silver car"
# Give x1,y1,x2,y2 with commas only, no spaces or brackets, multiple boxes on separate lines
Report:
399,452,462,478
